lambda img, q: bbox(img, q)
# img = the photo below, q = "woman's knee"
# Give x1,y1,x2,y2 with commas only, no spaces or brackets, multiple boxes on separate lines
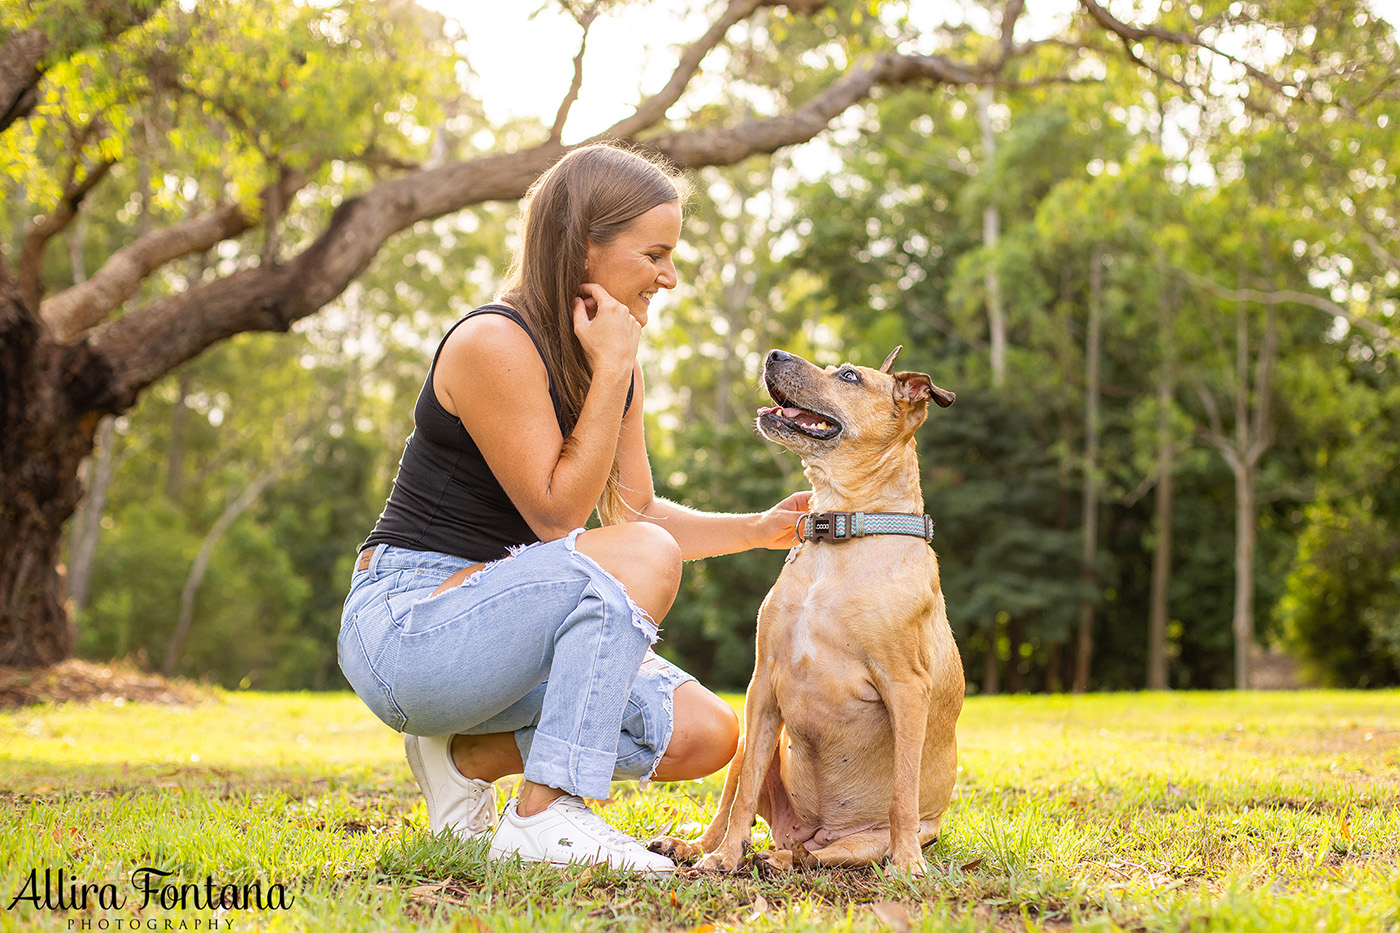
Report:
656,682,740,780
575,522,682,619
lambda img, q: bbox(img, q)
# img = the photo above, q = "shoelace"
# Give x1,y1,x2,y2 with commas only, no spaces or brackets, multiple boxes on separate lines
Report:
554,796,646,850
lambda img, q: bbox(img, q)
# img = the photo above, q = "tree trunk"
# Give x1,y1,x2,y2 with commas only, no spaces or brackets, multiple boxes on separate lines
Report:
981,618,1001,695
0,264,110,666
1232,465,1257,690
1073,246,1104,694
1005,615,1024,694
63,215,114,615
976,87,1006,387
1146,280,1176,690
162,470,276,677
66,415,117,613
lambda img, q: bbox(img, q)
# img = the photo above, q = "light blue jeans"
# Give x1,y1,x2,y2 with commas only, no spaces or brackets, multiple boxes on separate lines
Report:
338,530,695,800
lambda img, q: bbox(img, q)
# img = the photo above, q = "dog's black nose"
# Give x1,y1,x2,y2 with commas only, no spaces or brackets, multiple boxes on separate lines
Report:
767,349,795,365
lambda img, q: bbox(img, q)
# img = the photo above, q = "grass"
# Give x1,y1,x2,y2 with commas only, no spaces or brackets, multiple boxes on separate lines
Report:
1,688,1398,932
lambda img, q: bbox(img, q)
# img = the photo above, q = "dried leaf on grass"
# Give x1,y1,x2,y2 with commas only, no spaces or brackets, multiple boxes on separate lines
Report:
408,882,474,908
871,900,913,932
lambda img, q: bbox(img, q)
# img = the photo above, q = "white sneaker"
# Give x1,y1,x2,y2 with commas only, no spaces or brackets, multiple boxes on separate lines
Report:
488,796,675,874
404,733,497,841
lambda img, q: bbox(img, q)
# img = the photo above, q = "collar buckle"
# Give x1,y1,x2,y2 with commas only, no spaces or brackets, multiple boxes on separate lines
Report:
809,511,855,542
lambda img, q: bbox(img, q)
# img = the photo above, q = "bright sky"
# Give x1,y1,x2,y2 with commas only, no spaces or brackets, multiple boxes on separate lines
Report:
419,1,1090,143
424,1,710,143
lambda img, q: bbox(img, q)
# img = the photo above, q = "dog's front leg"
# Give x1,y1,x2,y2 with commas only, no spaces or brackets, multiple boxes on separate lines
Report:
695,672,783,873
877,673,932,873
648,731,747,861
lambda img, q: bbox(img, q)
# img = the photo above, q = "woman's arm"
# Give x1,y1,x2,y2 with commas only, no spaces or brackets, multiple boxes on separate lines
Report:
437,291,639,541
615,361,811,561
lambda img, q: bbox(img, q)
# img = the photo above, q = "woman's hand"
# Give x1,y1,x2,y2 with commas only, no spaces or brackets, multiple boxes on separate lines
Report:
753,490,813,550
574,282,641,379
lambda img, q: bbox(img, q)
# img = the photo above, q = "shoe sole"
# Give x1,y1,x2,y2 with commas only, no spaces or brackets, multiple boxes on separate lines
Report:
403,735,440,831
487,845,673,874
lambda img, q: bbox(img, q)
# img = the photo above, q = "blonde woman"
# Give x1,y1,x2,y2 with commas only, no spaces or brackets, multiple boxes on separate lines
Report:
339,143,808,873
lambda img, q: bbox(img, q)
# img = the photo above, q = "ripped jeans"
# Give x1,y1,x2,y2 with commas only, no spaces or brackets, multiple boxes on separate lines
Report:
338,530,695,800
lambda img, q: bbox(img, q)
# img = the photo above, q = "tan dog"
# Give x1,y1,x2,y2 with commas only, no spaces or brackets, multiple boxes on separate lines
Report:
651,347,963,874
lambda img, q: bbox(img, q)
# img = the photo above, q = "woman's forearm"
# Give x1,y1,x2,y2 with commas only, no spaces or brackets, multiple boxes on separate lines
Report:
635,497,768,561
537,364,634,537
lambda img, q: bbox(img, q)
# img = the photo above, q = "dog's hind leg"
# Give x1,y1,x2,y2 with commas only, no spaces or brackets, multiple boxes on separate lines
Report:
801,829,894,868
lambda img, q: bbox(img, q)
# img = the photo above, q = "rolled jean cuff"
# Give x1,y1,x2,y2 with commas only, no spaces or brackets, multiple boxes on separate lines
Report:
523,730,619,800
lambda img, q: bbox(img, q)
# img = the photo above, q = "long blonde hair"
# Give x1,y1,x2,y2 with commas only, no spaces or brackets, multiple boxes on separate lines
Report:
499,142,685,525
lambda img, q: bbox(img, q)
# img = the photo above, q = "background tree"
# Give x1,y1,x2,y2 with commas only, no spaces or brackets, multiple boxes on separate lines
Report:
3,0,1394,692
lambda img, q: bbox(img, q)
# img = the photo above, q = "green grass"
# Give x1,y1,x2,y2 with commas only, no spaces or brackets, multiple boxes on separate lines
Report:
2,689,1398,931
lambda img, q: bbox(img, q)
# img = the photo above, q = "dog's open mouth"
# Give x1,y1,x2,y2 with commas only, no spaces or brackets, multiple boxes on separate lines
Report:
757,384,843,440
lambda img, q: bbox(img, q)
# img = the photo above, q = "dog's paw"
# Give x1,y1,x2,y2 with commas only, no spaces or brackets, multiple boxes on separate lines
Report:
695,849,745,873
885,852,927,876
754,848,794,873
647,835,705,862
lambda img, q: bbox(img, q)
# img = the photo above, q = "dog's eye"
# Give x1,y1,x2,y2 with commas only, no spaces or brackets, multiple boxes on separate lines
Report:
838,369,860,384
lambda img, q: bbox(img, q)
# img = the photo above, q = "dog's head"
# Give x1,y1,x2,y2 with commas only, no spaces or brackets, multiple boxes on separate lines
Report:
756,346,954,461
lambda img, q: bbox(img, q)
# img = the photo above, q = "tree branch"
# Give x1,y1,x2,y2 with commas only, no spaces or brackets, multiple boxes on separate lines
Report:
0,28,47,135
599,0,770,141
641,50,987,168
1078,0,1300,107
80,41,998,413
993,0,1026,68
0,1,164,136
549,3,600,144
18,158,115,308
41,169,308,340
1171,265,1396,350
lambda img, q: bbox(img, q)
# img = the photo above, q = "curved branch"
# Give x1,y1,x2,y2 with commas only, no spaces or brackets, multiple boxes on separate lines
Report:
0,1,164,136
83,45,987,410
600,0,769,140
549,3,599,144
0,28,47,135
1078,0,1299,104
41,170,307,340
19,158,115,307
641,51,986,168
1172,265,1396,350
84,40,1021,414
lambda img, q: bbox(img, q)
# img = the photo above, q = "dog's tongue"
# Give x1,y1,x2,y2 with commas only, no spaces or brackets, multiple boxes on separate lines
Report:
757,406,806,419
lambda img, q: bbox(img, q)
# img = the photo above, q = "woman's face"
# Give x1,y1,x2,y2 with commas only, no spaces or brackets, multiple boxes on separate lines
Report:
585,201,682,326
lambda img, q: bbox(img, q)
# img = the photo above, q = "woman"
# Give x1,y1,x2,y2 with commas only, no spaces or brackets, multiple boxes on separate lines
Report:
339,143,809,874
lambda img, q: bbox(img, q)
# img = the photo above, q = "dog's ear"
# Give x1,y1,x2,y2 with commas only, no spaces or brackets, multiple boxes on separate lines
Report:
894,372,955,409
879,346,902,373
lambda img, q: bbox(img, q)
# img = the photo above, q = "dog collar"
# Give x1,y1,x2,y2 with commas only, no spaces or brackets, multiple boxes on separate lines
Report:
795,511,934,544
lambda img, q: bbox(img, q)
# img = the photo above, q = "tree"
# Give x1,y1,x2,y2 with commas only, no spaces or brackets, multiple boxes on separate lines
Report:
0,0,1370,669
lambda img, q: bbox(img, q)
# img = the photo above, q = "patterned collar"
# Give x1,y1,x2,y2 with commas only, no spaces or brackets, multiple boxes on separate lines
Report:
795,511,934,544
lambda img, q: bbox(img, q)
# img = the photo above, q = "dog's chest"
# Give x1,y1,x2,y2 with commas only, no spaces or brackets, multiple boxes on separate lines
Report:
762,554,888,700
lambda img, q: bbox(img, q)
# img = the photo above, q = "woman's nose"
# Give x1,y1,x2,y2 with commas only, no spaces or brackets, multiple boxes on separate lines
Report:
657,258,678,289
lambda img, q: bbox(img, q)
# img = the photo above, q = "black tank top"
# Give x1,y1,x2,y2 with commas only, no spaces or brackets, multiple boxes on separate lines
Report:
362,304,632,562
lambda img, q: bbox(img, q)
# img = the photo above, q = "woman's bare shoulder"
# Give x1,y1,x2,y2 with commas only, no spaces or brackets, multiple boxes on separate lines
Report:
441,308,539,366
435,309,549,416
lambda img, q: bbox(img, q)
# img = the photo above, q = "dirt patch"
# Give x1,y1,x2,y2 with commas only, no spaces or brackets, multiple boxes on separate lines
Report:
0,658,208,708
